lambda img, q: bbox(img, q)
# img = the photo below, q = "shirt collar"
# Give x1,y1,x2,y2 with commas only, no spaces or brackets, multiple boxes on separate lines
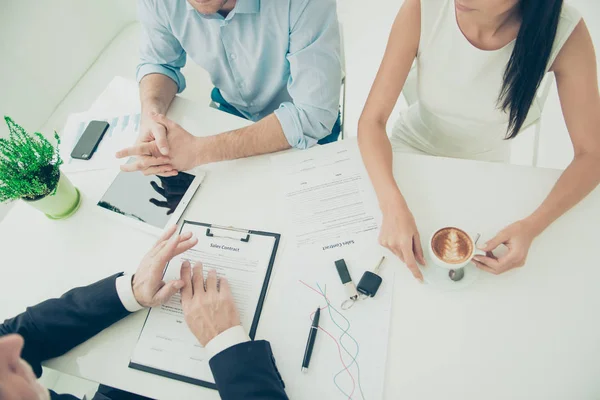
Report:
186,0,260,17
235,0,260,14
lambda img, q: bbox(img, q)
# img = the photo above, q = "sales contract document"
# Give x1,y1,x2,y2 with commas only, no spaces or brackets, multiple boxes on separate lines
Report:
271,141,381,249
129,222,276,386
266,142,393,399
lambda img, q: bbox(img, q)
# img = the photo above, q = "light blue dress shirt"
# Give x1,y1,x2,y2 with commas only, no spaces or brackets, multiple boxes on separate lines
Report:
137,0,342,149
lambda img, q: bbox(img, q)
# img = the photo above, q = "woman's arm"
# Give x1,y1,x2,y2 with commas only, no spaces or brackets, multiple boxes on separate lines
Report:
531,20,600,231
357,0,425,280
358,0,420,206
476,20,600,274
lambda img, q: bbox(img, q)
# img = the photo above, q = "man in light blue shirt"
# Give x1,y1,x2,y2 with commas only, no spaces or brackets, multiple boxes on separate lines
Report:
117,0,342,175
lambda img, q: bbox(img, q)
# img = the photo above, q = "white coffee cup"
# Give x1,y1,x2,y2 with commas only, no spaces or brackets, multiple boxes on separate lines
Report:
428,227,486,270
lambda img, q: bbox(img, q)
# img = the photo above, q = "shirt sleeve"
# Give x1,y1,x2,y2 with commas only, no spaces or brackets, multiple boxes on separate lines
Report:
136,0,187,93
205,325,251,359
274,0,342,149
115,274,145,313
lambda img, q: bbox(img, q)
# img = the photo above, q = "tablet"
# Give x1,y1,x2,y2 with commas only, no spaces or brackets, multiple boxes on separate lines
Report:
97,169,205,235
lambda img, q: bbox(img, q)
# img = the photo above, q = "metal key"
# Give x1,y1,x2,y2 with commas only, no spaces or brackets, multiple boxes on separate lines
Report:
357,256,385,298
373,256,385,275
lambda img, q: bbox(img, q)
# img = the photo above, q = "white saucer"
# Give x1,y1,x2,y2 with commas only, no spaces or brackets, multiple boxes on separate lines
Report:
419,252,481,292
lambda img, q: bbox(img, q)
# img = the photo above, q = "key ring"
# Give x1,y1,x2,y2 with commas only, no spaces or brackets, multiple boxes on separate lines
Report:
341,292,361,310
341,298,356,310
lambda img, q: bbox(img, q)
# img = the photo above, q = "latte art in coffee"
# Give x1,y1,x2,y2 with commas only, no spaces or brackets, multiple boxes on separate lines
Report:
431,227,473,264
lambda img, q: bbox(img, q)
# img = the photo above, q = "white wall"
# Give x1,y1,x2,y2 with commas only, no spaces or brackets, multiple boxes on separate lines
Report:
0,0,136,137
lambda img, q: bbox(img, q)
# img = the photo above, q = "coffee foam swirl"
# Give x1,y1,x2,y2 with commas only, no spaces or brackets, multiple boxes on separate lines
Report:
441,230,463,262
431,227,473,264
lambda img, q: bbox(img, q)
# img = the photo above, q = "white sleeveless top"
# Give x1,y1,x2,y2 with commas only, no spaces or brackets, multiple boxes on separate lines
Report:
390,0,582,162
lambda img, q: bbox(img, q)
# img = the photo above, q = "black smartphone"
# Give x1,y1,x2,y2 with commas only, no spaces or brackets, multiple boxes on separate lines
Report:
70,121,110,160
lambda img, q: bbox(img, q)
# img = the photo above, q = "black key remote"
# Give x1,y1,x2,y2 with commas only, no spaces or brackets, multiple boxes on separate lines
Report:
357,256,385,297
357,271,382,297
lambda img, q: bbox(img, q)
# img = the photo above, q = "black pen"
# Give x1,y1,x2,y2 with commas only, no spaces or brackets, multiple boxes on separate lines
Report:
302,307,320,372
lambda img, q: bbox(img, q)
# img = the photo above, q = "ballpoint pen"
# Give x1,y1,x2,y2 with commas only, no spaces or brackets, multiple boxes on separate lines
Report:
301,307,320,372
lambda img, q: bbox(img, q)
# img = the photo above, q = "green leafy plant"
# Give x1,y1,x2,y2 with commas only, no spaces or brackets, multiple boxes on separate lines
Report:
0,116,63,202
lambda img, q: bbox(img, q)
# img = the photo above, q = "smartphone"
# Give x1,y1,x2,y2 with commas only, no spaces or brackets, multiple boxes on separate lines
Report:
70,121,110,160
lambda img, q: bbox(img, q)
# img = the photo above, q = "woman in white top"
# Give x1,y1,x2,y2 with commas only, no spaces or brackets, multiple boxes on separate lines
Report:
358,0,600,280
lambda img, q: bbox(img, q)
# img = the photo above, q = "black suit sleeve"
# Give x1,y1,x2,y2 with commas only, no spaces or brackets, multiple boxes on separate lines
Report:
209,340,289,400
0,273,131,378
49,390,80,400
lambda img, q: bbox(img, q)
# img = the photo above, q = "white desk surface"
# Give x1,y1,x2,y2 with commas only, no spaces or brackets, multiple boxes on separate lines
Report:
1,78,599,399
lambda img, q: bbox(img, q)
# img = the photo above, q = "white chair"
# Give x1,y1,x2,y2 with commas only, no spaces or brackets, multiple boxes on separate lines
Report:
401,64,419,108
401,65,555,166
529,74,556,167
339,22,347,140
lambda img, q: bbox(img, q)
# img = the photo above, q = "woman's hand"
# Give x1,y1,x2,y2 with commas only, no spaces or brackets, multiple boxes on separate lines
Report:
379,201,426,281
473,220,539,275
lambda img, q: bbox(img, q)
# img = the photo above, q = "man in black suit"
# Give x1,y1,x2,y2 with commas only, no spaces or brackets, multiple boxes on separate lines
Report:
0,226,288,400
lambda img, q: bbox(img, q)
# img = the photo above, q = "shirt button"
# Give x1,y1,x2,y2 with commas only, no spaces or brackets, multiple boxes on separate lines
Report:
230,54,237,61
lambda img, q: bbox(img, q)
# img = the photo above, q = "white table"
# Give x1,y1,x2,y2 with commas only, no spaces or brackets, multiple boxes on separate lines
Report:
2,78,600,399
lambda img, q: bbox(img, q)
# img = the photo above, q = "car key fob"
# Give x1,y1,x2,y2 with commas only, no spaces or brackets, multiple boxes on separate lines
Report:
357,256,385,298
357,271,382,297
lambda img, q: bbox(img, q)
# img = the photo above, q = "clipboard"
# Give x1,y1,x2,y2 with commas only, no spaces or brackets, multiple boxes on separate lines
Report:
129,220,281,389
182,221,281,339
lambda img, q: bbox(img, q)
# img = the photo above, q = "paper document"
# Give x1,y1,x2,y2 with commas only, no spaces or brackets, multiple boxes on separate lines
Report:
271,142,380,249
130,221,279,388
258,229,394,400
59,111,141,172
265,142,392,399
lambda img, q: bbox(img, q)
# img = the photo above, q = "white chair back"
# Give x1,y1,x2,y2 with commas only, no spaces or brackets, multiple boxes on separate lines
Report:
339,22,347,139
530,74,556,166
402,64,419,107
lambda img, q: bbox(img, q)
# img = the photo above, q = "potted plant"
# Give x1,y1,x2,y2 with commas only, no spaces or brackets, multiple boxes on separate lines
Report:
0,116,81,219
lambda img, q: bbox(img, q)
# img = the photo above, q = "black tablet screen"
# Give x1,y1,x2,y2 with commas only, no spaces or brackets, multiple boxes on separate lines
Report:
98,170,195,229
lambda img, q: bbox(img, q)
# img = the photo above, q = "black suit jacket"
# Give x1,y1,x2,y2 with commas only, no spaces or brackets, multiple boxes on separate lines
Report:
0,273,288,400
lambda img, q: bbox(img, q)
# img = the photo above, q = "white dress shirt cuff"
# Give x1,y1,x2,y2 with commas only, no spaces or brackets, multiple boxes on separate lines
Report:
115,274,145,313
205,325,250,359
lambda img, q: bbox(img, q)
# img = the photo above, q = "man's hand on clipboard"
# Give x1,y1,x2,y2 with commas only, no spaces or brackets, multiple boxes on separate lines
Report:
180,262,242,346
132,225,199,308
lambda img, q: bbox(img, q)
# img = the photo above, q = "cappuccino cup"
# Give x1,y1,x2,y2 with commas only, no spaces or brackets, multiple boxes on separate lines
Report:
428,227,485,270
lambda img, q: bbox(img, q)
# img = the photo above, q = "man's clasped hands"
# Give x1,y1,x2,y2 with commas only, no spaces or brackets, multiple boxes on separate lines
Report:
116,112,209,177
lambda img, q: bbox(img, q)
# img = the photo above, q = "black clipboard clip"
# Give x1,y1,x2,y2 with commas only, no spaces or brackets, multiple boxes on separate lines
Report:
206,225,251,242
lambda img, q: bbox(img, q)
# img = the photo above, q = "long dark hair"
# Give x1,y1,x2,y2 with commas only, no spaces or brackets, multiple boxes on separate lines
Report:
499,0,563,139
